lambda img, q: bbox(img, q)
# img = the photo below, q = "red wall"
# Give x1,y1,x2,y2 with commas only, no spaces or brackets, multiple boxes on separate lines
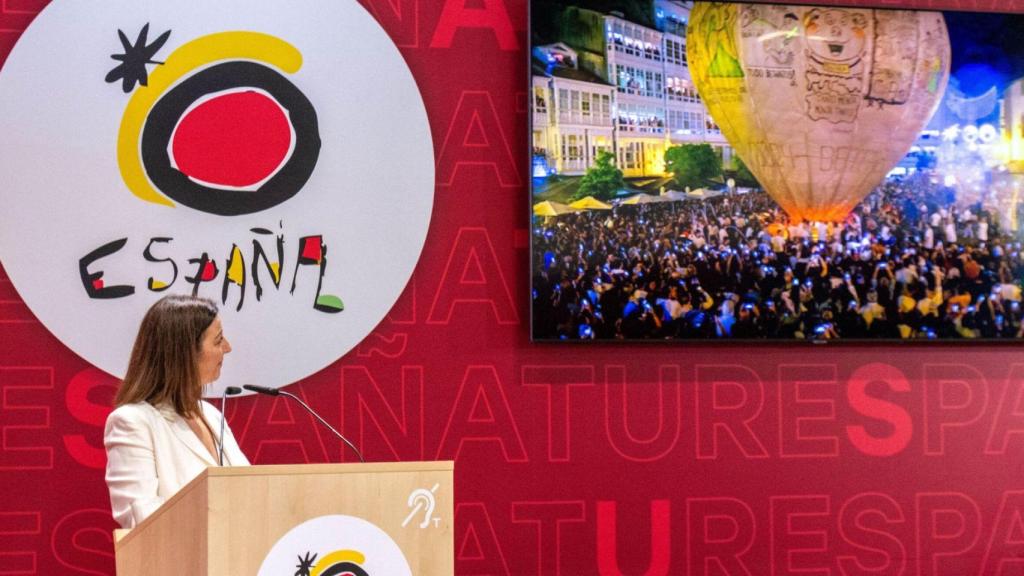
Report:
4,0,1024,573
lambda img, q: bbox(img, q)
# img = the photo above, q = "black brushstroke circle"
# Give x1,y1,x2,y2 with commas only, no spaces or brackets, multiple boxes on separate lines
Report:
320,561,369,576
141,61,321,216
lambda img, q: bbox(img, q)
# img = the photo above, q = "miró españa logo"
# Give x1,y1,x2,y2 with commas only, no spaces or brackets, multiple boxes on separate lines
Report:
0,0,435,393
111,26,321,216
80,25,343,314
257,515,412,576
294,549,371,576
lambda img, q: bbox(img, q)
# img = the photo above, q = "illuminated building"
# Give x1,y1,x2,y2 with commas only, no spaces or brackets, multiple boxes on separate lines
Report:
997,77,1024,232
1005,78,1024,172
655,0,728,160
532,44,615,177
532,0,730,179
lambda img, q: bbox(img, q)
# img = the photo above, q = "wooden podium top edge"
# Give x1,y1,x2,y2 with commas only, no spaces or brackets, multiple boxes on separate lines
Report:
206,460,455,476
115,461,454,549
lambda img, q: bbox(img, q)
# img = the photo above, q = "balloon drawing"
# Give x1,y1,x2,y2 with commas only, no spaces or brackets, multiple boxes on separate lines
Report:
687,3,950,222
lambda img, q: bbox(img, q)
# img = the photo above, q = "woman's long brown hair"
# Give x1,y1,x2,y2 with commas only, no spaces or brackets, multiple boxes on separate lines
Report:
114,295,218,418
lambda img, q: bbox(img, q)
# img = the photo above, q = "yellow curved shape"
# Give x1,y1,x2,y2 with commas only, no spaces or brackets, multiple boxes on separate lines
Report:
311,549,366,576
117,31,304,207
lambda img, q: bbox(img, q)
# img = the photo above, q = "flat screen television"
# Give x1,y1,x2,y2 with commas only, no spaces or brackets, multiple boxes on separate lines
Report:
530,0,1024,341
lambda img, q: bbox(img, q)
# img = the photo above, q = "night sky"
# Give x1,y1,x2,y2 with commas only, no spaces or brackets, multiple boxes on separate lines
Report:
943,10,1024,97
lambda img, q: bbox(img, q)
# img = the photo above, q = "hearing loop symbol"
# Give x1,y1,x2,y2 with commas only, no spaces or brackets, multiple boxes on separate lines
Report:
401,483,439,529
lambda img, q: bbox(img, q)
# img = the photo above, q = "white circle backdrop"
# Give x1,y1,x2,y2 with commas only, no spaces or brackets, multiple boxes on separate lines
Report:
0,0,434,395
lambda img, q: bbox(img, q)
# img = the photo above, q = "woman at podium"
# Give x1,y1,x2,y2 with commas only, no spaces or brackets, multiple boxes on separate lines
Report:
103,295,250,529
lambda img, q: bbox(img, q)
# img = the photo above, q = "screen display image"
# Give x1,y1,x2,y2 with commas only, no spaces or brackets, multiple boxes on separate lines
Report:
530,0,1024,341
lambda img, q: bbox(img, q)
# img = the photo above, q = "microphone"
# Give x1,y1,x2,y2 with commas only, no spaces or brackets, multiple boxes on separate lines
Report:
243,384,365,463
218,386,242,466
242,383,280,396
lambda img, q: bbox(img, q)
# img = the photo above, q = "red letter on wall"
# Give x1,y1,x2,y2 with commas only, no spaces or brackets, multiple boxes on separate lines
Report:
597,500,672,576
428,227,519,325
429,0,518,50
63,368,117,469
436,91,521,187
436,365,527,462
846,363,913,457
915,492,981,576
686,497,756,576
0,367,54,470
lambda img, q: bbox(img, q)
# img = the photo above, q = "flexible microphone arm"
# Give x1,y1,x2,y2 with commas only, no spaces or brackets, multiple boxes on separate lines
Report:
243,384,365,463
219,386,242,466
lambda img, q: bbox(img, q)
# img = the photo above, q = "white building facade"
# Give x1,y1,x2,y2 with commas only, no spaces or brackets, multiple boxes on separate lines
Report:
532,44,615,176
655,0,728,164
532,0,731,179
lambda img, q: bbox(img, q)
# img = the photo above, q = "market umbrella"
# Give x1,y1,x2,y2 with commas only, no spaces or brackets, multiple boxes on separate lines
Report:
620,193,669,205
532,200,575,217
660,190,689,202
568,196,613,210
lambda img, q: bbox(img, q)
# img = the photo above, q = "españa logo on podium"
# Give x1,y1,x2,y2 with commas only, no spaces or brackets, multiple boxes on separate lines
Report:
257,515,411,576
294,549,369,576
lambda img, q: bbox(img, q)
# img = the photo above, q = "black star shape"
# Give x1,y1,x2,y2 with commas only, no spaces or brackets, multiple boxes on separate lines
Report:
294,551,317,576
105,24,171,93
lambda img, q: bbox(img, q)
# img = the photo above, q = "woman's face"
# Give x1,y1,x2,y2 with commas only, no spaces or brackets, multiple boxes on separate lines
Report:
197,316,231,385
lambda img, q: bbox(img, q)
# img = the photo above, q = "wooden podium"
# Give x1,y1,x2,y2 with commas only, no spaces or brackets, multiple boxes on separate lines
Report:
114,461,454,575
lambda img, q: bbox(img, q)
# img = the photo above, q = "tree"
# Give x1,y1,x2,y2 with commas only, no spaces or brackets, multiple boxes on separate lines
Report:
733,155,759,187
664,144,721,190
574,151,624,201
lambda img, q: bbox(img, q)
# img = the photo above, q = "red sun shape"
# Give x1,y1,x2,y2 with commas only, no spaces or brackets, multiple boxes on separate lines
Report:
171,90,293,189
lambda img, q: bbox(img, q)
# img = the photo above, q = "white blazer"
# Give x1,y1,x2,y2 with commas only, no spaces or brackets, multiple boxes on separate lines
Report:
104,400,249,529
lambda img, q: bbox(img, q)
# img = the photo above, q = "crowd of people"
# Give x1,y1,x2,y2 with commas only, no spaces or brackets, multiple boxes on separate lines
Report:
532,174,1024,340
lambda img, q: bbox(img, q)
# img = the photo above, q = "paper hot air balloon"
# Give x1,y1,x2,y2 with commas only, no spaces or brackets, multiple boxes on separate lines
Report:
687,3,950,222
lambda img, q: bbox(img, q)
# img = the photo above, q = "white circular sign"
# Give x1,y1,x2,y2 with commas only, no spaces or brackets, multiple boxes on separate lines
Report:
0,0,434,394
258,515,411,576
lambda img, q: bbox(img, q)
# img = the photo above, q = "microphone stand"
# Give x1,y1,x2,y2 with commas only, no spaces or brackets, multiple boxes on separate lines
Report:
219,386,242,466
243,384,365,463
